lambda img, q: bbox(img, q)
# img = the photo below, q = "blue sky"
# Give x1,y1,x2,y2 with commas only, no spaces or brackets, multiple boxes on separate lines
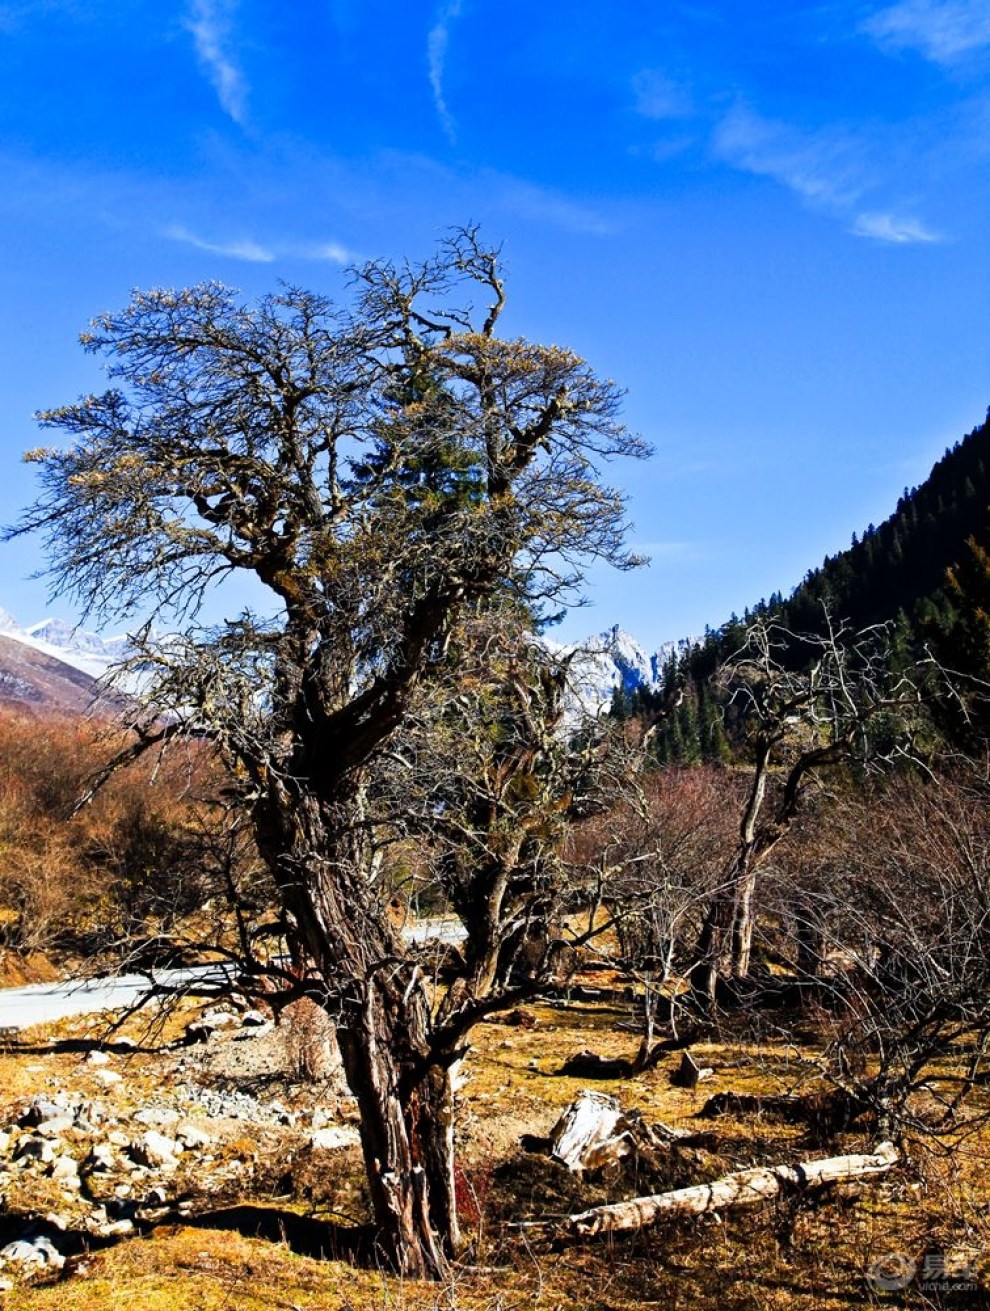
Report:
0,0,987,649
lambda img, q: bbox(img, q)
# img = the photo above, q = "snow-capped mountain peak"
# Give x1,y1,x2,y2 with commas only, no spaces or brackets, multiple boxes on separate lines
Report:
0,612,128,680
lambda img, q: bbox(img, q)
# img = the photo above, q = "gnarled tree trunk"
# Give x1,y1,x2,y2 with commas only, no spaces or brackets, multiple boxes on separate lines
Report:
253,784,462,1279
336,982,460,1278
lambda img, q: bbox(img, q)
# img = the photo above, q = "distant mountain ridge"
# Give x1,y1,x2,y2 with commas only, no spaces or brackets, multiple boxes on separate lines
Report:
0,611,132,713
0,608,690,720
0,610,127,681
550,625,696,716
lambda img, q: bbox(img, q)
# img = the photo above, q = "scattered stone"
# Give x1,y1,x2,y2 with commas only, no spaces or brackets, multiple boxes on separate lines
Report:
19,1096,64,1128
94,1070,123,1086
0,1236,64,1271
310,1126,360,1150
201,1008,238,1029
96,1218,134,1238
50,1155,80,1183
14,1137,55,1165
85,1144,116,1172
175,1123,211,1150
131,1130,180,1170
35,1116,74,1139
84,1050,111,1066
133,1107,180,1128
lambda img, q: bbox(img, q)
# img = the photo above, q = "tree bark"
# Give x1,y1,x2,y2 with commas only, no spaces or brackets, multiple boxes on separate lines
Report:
253,785,461,1279
564,1141,898,1238
336,984,460,1278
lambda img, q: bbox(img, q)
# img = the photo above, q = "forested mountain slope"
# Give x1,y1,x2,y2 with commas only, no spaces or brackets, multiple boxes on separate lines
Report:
615,408,990,759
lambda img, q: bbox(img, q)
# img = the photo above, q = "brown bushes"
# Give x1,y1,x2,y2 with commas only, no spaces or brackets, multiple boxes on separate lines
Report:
0,707,263,961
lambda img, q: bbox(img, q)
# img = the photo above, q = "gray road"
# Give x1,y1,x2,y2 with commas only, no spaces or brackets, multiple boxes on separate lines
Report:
0,965,234,1033
0,917,466,1032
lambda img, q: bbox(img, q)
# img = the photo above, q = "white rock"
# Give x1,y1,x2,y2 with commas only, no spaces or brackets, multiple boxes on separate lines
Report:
132,1130,179,1169
0,1237,64,1270
176,1123,211,1150
87,1144,116,1172
0,1239,45,1267
94,1070,123,1086
201,1009,237,1029
240,1009,269,1027
84,1051,111,1066
97,1219,134,1238
50,1155,79,1181
35,1116,74,1139
310,1126,361,1150
133,1107,180,1128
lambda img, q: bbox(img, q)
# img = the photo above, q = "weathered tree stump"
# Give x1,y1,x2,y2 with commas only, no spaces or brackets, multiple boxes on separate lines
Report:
670,1050,714,1089
550,1091,630,1171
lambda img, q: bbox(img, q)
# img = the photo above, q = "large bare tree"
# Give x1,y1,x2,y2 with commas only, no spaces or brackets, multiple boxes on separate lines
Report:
8,231,647,1277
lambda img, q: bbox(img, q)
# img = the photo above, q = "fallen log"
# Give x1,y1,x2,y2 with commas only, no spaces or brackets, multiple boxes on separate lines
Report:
557,1049,634,1079
564,1141,898,1238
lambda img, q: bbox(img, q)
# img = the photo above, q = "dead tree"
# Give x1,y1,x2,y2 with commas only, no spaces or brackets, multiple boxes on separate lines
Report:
689,613,938,1009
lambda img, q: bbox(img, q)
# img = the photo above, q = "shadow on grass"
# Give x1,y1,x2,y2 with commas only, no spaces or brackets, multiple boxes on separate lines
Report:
183,1205,376,1265
11,1037,162,1057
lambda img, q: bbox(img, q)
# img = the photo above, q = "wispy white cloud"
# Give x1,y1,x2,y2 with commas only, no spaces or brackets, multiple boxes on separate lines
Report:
165,224,355,264
298,241,351,263
713,104,943,244
632,69,693,121
714,105,864,208
165,224,273,261
427,0,463,144
862,0,990,64
486,173,618,236
185,0,247,125
850,210,942,242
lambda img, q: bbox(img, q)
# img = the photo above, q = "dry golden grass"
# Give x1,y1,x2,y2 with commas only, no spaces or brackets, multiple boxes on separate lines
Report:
1,998,988,1309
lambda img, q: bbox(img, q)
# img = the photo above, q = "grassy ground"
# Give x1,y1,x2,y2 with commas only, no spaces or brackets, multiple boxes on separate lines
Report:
0,995,988,1310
